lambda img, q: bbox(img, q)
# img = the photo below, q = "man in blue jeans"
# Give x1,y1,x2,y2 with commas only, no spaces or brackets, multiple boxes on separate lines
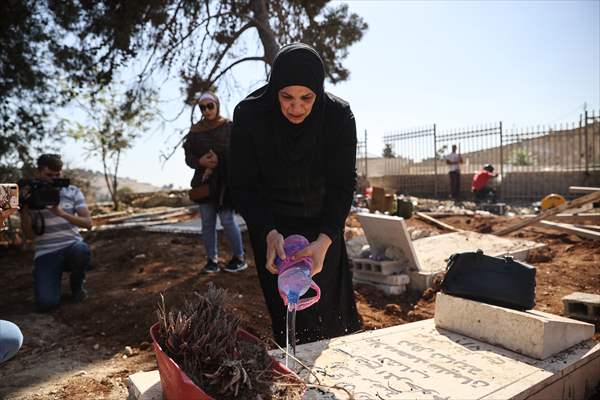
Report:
20,154,93,311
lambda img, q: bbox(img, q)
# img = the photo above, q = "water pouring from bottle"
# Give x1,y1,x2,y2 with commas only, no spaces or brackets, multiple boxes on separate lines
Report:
275,235,321,368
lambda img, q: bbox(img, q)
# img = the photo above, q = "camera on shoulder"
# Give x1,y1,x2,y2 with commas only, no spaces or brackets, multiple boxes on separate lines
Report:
17,178,70,210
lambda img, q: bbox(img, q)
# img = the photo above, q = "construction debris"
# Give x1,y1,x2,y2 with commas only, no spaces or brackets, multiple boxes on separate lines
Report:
144,216,247,235
569,186,600,194
495,191,600,236
415,211,462,232
91,206,198,231
538,220,600,240
562,292,600,322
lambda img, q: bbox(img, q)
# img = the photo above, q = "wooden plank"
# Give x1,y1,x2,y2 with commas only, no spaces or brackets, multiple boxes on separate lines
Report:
495,191,600,236
538,220,600,240
574,224,600,231
520,213,600,223
415,211,462,232
569,186,600,194
105,207,184,223
92,218,187,231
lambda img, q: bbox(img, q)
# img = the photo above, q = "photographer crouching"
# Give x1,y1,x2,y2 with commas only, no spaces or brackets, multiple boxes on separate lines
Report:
19,154,92,312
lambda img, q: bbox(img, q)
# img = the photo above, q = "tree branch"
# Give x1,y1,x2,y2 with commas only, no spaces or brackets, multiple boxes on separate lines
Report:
205,22,255,82
157,11,235,69
159,128,188,166
138,0,186,81
209,56,265,87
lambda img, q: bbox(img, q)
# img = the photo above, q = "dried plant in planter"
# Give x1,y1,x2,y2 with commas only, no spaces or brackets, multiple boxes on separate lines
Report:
156,283,305,399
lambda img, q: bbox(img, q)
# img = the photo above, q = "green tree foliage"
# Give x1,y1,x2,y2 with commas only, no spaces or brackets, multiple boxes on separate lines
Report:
509,148,535,166
1,0,367,170
382,143,395,158
48,0,368,106
0,1,68,171
436,144,448,161
67,86,158,210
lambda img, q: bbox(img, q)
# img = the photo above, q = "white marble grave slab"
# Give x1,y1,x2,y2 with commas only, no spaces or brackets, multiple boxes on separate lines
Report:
271,319,600,400
413,231,545,274
356,213,421,270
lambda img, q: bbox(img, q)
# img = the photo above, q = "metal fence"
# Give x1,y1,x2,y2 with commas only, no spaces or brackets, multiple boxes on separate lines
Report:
356,129,368,178
368,110,600,201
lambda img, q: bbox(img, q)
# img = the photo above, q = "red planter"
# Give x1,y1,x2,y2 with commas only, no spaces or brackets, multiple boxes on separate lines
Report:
150,323,299,400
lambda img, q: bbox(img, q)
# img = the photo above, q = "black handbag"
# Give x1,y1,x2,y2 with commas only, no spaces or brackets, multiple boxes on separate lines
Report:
440,250,536,311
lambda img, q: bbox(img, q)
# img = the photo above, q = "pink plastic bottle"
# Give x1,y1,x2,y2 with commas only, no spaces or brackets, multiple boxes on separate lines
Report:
275,235,321,310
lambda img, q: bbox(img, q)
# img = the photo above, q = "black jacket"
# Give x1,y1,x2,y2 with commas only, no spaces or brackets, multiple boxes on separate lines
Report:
183,121,233,207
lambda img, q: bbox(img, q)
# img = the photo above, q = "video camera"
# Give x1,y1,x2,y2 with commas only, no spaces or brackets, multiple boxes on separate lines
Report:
17,178,70,210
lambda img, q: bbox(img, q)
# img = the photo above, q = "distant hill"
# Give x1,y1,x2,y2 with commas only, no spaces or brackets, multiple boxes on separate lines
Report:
65,168,163,201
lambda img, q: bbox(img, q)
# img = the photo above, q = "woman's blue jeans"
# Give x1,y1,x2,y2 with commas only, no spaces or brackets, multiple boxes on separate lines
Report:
0,320,23,364
198,204,244,262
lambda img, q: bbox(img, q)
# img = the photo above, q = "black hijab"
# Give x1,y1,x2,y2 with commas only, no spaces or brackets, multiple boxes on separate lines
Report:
251,43,327,171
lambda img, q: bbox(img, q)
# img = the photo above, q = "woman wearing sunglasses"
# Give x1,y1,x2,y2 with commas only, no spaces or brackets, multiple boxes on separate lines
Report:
230,43,362,346
183,91,247,273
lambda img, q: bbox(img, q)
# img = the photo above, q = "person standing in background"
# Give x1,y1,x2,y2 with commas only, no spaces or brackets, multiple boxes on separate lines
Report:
445,144,463,201
183,91,247,274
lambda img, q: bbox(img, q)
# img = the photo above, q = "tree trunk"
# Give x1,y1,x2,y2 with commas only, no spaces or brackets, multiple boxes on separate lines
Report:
111,150,121,211
250,0,279,65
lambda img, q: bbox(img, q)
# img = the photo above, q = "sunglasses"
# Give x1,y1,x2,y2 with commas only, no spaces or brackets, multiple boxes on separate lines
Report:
199,103,215,112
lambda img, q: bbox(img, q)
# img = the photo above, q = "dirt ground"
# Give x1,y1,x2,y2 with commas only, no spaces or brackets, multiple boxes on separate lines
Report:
0,211,599,399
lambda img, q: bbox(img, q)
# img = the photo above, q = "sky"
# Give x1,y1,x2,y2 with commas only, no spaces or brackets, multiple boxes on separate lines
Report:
59,0,600,188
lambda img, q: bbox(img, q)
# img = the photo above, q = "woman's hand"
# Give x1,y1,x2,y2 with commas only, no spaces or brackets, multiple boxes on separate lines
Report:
292,233,332,276
265,229,286,274
198,150,218,169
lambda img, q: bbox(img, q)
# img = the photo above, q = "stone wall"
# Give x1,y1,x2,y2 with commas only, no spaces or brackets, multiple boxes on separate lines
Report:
369,171,600,201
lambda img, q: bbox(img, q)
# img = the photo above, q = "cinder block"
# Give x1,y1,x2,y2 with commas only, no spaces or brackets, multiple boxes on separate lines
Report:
127,370,162,400
352,277,407,295
562,292,600,322
352,270,410,286
435,293,595,360
349,257,406,275
408,270,438,292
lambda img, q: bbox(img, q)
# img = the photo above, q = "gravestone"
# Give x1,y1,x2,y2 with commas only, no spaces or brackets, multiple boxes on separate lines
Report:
435,293,595,359
356,213,420,268
272,319,600,400
129,319,600,400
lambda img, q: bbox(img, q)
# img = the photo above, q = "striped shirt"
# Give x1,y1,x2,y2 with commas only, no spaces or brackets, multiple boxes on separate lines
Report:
33,186,86,259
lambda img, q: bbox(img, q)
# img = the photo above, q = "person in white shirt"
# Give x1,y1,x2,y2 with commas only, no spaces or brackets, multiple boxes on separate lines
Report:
20,154,93,311
445,144,463,200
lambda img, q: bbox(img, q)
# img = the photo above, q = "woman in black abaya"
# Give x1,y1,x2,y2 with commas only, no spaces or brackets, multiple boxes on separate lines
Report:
230,43,362,346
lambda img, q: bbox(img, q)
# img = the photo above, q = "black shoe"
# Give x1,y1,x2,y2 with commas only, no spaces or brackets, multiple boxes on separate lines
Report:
202,259,220,274
224,257,248,273
72,288,88,303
